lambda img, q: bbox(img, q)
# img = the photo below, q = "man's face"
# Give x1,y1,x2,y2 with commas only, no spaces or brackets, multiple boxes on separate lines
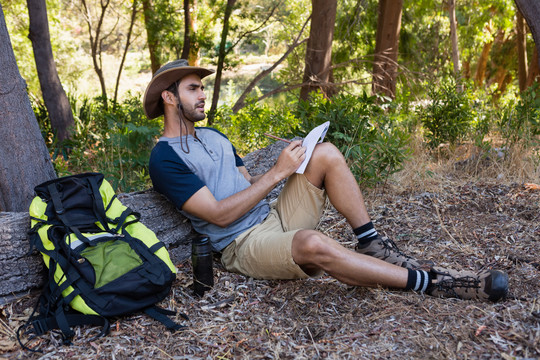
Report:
176,73,207,122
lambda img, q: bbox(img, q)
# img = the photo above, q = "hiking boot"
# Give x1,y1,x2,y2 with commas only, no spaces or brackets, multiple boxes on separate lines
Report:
355,236,434,270
426,266,508,302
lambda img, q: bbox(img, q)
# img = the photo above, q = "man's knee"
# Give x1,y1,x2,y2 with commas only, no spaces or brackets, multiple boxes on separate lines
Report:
292,230,334,265
312,142,346,165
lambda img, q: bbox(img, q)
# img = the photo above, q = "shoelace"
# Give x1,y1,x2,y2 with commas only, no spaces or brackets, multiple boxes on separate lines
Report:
379,237,414,261
431,273,481,297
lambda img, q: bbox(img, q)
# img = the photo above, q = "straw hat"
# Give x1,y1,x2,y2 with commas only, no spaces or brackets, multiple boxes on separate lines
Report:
143,59,215,119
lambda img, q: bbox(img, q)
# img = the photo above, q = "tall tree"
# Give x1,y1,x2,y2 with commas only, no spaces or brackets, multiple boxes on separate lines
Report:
475,30,504,87
181,0,200,65
142,0,161,74
81,0,111,104
516,10,528,91
0,3,56,212
526,44,539,86
208,0,237,124
27,0,74,142
514,0,540,74
114,0,139,103
372,0,403,98
447,0,461,81
299,0,337,101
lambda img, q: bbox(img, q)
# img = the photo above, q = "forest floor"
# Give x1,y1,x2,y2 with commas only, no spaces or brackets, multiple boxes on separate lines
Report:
1,177,539,359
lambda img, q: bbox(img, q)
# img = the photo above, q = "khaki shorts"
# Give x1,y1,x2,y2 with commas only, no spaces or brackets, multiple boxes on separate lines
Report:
221,174,326,279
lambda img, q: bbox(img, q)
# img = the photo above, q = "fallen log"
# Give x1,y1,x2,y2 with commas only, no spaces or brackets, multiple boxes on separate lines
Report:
0,141,286,301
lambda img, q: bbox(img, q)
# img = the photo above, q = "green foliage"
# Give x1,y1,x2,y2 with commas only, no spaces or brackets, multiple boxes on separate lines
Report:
418,80,475,149
295,93,411,188
35,93,161,193
212,98,301,156
498,83,540,150
213,92,410,187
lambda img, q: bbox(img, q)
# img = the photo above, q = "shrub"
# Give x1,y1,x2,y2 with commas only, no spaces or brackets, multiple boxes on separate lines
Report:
418,80,475,149
295,93,411,188
498,83,540,150
35,93,162,193
213,97,301,156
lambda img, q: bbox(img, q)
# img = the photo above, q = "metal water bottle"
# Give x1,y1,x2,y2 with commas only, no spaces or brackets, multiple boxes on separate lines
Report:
191,235,214,297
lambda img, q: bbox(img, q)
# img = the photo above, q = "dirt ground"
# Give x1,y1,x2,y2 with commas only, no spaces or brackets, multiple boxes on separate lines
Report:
1,180,539,359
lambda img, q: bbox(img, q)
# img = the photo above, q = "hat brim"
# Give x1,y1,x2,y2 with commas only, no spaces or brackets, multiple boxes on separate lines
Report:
143,66,215,119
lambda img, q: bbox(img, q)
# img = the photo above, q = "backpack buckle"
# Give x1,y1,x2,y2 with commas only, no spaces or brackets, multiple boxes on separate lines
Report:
31,319,46,336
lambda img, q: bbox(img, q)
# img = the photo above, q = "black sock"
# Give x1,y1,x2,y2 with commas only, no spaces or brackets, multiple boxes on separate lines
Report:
353,221,378,245
405,269,431,292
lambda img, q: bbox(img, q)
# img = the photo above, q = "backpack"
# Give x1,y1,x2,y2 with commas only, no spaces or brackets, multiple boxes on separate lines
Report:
18,173,185,350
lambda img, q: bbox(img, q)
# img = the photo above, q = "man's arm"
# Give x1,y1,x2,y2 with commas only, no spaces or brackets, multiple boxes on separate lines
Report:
182,140,306,227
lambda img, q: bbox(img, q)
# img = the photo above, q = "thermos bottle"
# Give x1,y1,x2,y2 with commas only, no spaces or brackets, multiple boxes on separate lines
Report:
191,235,214,297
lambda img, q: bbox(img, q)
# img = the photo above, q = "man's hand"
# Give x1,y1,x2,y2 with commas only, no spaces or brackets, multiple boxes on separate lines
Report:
271,140,306,180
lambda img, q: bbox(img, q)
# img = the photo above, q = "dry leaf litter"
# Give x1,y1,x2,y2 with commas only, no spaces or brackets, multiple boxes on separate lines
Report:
1,181,539,359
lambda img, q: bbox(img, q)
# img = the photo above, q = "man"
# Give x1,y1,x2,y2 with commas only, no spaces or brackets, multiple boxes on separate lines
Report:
145,59,508,301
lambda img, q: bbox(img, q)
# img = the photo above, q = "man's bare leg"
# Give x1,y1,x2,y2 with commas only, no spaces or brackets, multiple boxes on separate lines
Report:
301,142,432,270
291,229,408,288
302,142,370,229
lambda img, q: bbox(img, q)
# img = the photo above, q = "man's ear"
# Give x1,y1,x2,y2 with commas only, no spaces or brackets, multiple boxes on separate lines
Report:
161,90,176,106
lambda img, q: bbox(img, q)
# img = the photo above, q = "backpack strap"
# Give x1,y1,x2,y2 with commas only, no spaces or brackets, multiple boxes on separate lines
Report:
111,208,140,233
47,183,91,245
143,306,187,332
87,175,111,232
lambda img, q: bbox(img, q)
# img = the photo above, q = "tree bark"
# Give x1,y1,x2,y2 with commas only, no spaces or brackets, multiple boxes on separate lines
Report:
81,0,110,104
475,40,493,86
114,0,139,103
448,0,461,80
526,45,539,87
181,0,200,64
27,0,74,143
142,0,161,74
372,0,403,99
516,10,529,91
208,0,236,125
514,0,540,73
299,0,337,101
0,3,56,212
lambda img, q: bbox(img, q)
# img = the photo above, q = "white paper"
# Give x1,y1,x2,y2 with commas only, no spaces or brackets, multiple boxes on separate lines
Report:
296,121,330,174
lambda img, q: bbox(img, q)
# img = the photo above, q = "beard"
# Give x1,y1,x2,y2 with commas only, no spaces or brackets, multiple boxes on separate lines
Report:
179,101,206,122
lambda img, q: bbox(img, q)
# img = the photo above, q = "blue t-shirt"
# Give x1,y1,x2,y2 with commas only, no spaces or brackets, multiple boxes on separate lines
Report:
149,127,270,251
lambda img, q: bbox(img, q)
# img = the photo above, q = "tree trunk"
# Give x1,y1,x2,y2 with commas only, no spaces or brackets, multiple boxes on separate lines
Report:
27,0,74,143
81,0,110,104
188,0,200,65
142,0,161,74
114,0,138,103
514,0,540,73
448,0,461,80
475,41,492,86
181,0,191,60
462,58,471,79
0,3,56,212
516,10,529,91
299,0,338,101
208,0,236,125
372,0,403,99
526,45,539,86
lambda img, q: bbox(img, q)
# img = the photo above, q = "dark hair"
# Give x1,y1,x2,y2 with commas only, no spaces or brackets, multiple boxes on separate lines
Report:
158,80,180,110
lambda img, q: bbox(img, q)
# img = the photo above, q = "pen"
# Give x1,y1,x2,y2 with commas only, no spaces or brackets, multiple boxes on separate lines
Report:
264,133,292,144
